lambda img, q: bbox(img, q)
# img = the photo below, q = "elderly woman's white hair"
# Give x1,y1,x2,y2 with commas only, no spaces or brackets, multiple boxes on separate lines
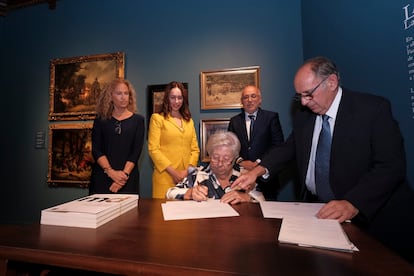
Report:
206,131,240,160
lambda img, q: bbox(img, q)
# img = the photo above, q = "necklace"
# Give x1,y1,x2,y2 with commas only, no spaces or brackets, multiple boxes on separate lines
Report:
174,117,183,128
170,112,183,128
113,109,131,120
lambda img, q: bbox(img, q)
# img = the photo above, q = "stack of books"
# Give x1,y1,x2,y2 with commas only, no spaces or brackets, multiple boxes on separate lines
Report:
41,194,138,228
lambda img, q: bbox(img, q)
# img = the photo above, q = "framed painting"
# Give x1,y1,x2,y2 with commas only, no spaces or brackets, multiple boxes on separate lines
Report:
49,52,125,121
200,118,230,162
147,83,188,126
47,122,94,188
200,66,260,110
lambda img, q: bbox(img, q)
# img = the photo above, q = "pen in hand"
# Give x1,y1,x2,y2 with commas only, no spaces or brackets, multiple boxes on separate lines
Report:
193,181,208,201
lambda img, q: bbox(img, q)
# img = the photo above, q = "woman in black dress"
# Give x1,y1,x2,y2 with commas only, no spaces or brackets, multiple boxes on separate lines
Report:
89,78,145,194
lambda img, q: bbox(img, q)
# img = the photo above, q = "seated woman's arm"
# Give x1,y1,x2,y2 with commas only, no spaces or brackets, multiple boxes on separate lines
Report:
166,167,200,200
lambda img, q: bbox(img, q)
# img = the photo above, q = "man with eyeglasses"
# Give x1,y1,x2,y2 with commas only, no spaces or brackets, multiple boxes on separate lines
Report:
232,56,414,263
228,85,284,200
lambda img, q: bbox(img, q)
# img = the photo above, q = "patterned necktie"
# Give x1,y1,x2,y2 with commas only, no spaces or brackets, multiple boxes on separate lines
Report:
315,115,334,201
248,115,255,141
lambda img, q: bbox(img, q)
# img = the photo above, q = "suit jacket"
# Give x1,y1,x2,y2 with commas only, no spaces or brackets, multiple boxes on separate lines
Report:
262,88,411,220
148,113,200,198
262,89,414,261
228,108,284,200
228,108,284,161
261,88,414,261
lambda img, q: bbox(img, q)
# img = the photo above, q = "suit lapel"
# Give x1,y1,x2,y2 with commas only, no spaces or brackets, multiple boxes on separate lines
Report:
237,112,249,143
299,110,317,173
331,89,353,158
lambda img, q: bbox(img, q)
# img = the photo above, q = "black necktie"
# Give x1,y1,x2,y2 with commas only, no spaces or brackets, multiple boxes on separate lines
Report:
248,115,255,141
315,115,334,201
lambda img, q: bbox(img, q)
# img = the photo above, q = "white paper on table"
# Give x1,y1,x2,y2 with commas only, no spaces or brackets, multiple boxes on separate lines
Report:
278,217,359,253
161,199,239,220
259,201,325,219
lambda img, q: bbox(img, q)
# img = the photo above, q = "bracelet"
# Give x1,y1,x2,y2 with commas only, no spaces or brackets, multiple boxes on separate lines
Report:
123,171,129,177
103,167,112,174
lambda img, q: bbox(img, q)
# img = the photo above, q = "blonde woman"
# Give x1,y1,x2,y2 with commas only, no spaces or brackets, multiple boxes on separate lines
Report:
90,78,145,194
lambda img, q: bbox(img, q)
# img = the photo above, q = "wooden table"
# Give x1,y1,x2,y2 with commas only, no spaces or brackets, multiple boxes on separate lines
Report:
0,199,413,275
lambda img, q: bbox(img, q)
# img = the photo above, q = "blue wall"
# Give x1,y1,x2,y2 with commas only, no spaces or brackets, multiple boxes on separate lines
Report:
302,1,414,190
0,0,303,223
2,0,412,225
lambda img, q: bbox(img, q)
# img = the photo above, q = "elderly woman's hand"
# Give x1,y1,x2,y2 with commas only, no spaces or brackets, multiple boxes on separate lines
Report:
221,190,250,205
192,184,209,201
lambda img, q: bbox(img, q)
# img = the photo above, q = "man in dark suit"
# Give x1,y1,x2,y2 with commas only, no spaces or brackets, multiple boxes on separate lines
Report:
228,85,284,200
232,56,414,262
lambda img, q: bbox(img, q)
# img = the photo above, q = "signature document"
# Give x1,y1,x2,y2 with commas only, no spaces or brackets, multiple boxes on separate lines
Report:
278,217,359,252
161,199,239,221
260,201,326,219
258,201,358,253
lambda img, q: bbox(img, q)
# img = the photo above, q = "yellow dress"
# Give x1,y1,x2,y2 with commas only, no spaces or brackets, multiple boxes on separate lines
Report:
148,113,200,198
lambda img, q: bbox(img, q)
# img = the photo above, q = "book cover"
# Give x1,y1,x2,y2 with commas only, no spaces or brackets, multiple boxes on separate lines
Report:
41,194,138,228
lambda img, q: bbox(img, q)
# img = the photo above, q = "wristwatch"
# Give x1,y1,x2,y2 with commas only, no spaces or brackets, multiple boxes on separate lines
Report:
235,157,244,164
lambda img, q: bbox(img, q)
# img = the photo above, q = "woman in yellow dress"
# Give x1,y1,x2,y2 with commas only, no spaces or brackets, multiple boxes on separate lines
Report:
148,81,200,198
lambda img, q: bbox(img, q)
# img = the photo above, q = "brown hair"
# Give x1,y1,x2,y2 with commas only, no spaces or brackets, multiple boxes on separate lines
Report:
160,81,191,121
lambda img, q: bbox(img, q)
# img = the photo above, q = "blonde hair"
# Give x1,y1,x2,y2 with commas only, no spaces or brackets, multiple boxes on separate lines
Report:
96,78,138,120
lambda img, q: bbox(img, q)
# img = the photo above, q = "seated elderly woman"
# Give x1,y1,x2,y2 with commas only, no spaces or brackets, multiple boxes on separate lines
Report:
166,131,264,204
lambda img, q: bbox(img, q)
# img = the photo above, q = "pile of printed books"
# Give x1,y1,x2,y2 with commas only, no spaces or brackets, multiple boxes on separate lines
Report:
41,194,138,228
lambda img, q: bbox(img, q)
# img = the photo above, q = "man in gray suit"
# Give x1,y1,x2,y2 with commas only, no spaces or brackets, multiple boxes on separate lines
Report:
232,56,414,262
228,85,284,200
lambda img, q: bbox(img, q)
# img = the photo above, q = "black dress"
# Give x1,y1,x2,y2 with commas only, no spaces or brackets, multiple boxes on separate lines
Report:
89,114,145,194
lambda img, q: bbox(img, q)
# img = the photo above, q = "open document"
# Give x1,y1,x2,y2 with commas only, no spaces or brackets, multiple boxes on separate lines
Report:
278,217,359,252
161,199,239,220
259,201,358,253
260,201,325,219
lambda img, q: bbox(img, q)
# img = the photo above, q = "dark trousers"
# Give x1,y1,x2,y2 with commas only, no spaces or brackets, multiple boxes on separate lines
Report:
365,184,414,264
257,178,279,201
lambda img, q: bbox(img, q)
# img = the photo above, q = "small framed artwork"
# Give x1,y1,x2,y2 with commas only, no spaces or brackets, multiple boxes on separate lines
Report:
200,66,260,110
147,83,189,125
49,52,125,121
47,122,94,188
200,118,230,162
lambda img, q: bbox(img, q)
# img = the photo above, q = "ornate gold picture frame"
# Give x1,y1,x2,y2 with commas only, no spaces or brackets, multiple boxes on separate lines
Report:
47,122,94,188
49,52,125,121
200,66,260,110
200,118,230,162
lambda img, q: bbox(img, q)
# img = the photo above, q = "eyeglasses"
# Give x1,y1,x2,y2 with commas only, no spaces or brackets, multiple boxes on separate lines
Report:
210,156,234,166
293,76,329,102
115,121,121,135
